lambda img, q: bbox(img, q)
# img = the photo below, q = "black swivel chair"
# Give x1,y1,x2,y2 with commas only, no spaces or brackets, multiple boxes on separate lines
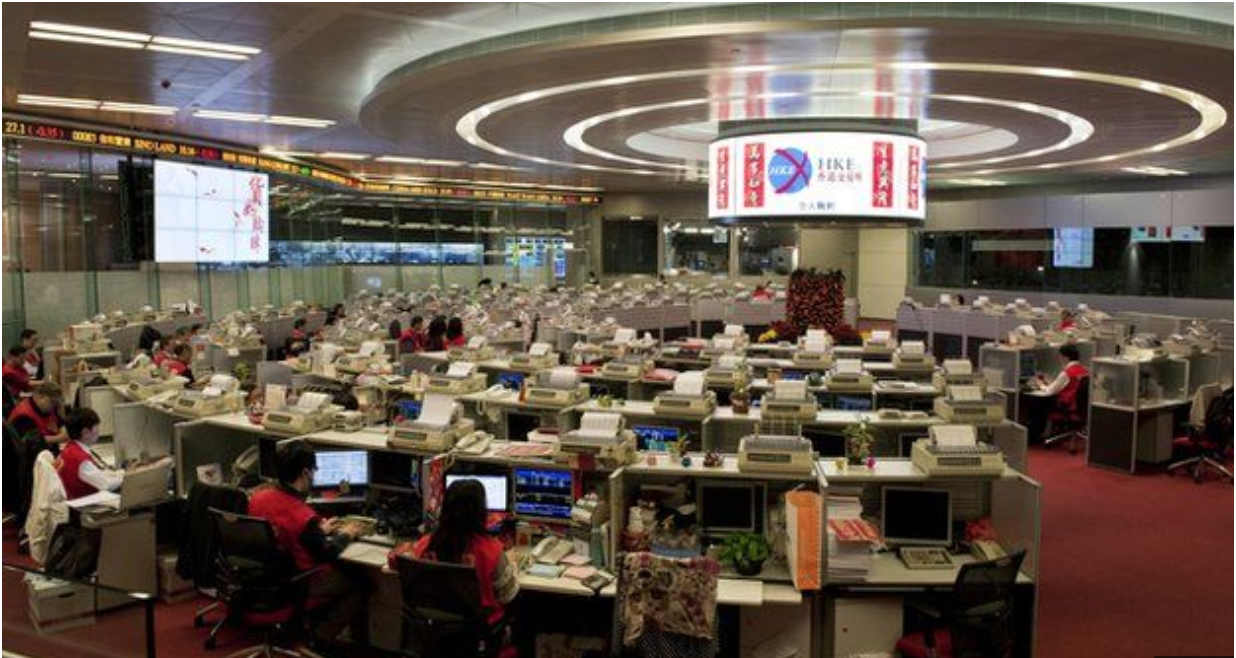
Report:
203,508,320,657
1044,376,1090,455
394,554,508,658
896,550,1027,658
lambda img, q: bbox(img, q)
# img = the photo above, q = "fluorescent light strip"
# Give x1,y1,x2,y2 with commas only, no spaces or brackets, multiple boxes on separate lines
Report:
30,21,150,42
265,115,335,128
194,110,265,122
28,30,145,50
260,148,317,158
146,43,248,61
150,35,259,55
1121,166,1187,176
317,152,370,160
17,94,100,109
99,101,177,115
375,156,467,167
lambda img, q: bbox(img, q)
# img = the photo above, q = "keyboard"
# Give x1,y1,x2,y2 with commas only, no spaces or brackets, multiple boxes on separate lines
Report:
898,546,954,570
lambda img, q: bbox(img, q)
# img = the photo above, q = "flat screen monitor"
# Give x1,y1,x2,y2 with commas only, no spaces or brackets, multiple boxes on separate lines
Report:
445,474,510,512
398,399,422,420
697,481,761,534
497,372,525,390
506,413,540,442
313,451,369,488
836,395,873,411
633,425,679,452
154,160,269,263
1053,227,1094,268
513,468,574,520
899,433,929,457
881,486,951,547
802,429,847,458
371,452,419,491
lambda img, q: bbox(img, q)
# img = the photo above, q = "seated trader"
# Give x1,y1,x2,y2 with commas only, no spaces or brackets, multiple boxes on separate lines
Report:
389,479,518,625
248,442,368,651
4,346,33,399
446,317,467,349
1029,345,1090,442
54,408,122,500
286,318,310,357
163,344,196,383
19,329,42,380
398,315,426,354
1057,309,1077,331
8,382,67,452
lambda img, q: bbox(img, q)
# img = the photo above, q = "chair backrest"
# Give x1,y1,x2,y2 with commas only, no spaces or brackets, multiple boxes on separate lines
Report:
394,553,485,622
1073,376,1090,421
210,508,292,575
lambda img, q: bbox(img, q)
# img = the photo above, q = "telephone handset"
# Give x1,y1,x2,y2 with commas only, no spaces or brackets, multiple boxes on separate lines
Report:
531,536,574,564
456,431,492,455
971,540,1007,561
484,384,507,398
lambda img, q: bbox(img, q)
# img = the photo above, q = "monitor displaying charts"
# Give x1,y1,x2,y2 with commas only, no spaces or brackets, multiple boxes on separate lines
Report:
313,451,369,488
1053,227,1094,269
512,467,574,520
445,474,510,512
633,425,680,452
154,160,269,263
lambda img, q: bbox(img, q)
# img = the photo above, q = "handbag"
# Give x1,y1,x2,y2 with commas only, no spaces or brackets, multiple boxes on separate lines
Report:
44,516,101,580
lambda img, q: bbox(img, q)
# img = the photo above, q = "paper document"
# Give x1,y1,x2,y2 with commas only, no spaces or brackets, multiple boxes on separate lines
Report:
613,328,636,344
713,338,736,351
359,341,385,357
949,385,984,402
870,330,891,343
548,367,579,388
723,324,744,337
806,329,828,342
529,342,552,357
418,394,457,427
468,336,487,349
717,355,744,369
674,371,705,396
775,380,809,400
577,413,622,438
446,361,477,378
933,425,978,447
297,391,332,411
265,384,287,411
803,338,827,354
944,359,973,375
902,341,926,355
836,359,863,375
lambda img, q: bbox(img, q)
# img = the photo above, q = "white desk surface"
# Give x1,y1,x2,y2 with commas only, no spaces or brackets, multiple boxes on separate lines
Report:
573,399,659,417
305,428,391,450
625,453,817,481
818,458,1020,483
859,552,1034,586
873,382,941,395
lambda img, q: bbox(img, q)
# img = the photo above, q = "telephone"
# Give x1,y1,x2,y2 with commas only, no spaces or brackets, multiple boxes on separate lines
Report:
971,540,1007,561
456,431,493,455
878,409,903,419
484,384,508,398
532,536,574,564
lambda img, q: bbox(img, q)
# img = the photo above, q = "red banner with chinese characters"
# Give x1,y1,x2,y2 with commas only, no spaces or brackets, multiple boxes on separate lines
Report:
715,145,730,210
872,141,893,209
908,144,921,211
744,142,765,209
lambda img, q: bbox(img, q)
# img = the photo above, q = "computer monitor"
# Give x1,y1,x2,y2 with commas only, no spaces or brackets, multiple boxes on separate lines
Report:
1019,352,1038,379
836,395,873,411
313,451,369,488
781,370,805,381
899,433,929,457
633,425,679,452
371,452,419,491
506,412,540,442
697,481,762,535
497,372,525,390
398,399,422,421
512,467,574,520
802,428,847,458
881,486,952,547
445,474,509,512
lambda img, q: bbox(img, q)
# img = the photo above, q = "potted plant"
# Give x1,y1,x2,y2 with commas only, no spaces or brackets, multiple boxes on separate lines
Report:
844,420,876,467
719,532,770,576
731,384,752,414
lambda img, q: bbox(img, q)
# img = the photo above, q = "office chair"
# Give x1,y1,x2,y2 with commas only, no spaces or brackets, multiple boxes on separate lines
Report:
896,550,1027,658
1169,385,1232,484
393,554,509,658
185,484,250,632
204,508,320,657
1044,376,1089,455
611,552,721,658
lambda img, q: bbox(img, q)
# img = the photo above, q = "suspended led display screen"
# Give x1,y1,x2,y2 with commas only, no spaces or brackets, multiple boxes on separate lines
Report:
709,124,926,223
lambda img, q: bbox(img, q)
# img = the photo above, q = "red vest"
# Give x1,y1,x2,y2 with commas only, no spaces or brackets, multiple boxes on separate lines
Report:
1058,319,1076,331
8,398,60,437
248,486,321,572
3,363,31,395
447,335,467,348
410,533,505,623
55,441,98,500
1058,362,1090,412
165,359,189,377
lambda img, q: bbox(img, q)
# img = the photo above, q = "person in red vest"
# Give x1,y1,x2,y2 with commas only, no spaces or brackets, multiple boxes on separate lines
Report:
163,344,195,383
1057,309,1077,331
19,329,42,380
4,346,32,399
388,479,519,627
8,382,67,450
286,318,310,357
247,442,368,652
54,408,122,500
1030,344,1090,441
398,315,426,354
446,317,467,349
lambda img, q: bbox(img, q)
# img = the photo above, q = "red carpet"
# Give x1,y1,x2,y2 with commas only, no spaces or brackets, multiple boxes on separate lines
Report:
5,448,1233,657
1028,445,1234,658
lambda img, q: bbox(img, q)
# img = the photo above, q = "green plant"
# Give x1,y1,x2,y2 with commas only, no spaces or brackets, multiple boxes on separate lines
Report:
718,532,770,575
844,420,875,464
232,362,252,383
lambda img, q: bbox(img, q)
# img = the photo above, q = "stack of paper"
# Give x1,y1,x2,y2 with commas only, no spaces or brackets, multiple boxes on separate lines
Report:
417,394,457,428
673,371,705,396
836,359,863,375
827,494,876,582
774,380,808,401
576,413,622,439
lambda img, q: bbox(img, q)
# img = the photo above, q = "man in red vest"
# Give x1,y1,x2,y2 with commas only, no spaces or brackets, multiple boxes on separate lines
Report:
1029,344,1090,441
3,346,32,400
8,382,67,450
55,408,122,500
248,442,368,654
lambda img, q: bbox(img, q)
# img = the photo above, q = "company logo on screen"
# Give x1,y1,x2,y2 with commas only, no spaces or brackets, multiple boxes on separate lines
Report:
767,147,812,194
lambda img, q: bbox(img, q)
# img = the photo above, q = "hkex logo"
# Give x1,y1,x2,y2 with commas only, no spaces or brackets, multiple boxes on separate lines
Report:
767,147,812,194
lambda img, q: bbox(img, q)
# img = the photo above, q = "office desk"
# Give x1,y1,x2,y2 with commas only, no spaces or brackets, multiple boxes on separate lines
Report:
1088,399,1190,473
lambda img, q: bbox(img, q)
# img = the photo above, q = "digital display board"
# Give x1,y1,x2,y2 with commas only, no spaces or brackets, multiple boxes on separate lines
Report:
709,131,926,221
155,160,269,262
1053,227,1094,268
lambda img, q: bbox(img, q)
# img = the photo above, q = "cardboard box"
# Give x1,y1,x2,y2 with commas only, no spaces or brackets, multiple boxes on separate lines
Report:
26,574,96,634
157,554,196,603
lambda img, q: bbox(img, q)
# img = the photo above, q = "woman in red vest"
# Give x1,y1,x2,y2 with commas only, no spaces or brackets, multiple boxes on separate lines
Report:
1057,309,1078,331
8,382,67,450
247,442,368,651
3,346,32,399
54,408,122,500
445,317,468,349
390,478,519,625
19,329,42,379
163,344,195,383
